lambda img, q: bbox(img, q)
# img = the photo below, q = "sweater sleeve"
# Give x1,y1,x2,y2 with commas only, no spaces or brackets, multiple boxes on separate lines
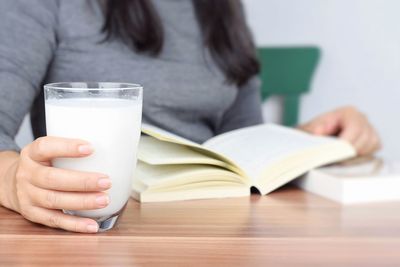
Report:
216,76,264,134
0,0,58,151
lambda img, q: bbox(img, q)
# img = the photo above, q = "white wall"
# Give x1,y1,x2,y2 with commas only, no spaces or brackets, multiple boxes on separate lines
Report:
243,0,400,159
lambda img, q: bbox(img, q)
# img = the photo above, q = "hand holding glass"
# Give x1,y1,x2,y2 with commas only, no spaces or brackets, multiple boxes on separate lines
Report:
44,82,142,231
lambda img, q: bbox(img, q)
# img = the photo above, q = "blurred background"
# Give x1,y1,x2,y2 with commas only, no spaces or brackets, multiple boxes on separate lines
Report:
15,0,400,159
245,0,400,159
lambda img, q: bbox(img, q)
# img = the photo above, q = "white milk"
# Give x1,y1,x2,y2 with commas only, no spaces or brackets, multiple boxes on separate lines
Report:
45,98,142,218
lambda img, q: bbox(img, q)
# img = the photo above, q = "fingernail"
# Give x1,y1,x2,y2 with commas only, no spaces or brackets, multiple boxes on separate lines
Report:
86,224,99,233
98,178,112,189
78,144,93,154
95,195,110,206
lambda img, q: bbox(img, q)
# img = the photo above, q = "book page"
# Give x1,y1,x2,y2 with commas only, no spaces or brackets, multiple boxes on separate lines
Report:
142,123,200,147
138,136,229,168
204,124,347,181
141,123,246,176
135,161,247,188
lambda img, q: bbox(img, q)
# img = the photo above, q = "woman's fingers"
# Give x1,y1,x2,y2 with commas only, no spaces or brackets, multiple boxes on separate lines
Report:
298,122,323,135
13,136,112,233
28,185,110,210
352,129,371,156
26,136,93,162
370,127,382,153
298,112,340,136
338,115,380,155
357,125,381,156
24,206,99,233
338,120,363,145
31,166,111,192
299,106,382,156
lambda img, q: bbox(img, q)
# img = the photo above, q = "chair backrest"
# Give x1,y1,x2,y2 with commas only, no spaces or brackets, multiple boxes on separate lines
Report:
258,46,321,126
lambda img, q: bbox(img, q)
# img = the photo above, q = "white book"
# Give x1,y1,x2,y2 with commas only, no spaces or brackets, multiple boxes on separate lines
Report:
294,157,400,204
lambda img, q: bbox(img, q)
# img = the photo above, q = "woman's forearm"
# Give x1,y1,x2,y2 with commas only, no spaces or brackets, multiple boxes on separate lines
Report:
0,151,20,211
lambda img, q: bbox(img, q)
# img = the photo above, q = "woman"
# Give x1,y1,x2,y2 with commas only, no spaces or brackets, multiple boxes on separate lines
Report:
0,0,380,233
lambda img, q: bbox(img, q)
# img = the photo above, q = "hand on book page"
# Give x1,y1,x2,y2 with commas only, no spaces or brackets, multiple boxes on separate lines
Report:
135,123,356,202
204,124,347,179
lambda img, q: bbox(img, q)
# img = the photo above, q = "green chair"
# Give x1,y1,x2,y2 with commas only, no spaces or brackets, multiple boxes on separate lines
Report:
258,46,321,126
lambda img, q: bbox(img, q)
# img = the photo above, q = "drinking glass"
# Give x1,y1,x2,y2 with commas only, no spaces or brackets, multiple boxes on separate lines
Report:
44,82,143,231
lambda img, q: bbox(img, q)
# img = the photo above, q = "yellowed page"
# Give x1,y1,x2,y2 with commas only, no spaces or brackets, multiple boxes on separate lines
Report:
256,141,355,194
138,136,229,167
134,161,246,188
204,124,356,184
132,161,249,202
141,123,246,176
142,123,199,147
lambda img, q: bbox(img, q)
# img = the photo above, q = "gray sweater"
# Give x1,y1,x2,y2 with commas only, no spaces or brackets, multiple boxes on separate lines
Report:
0,0,263,151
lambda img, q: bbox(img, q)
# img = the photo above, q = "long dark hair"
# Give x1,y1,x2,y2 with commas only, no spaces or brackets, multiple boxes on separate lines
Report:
102,0,259,86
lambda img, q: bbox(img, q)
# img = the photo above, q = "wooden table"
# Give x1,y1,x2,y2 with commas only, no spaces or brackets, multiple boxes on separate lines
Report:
1,186,399,266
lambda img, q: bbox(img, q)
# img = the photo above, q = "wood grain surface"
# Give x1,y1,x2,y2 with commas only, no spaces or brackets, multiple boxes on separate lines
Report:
1,186,399,266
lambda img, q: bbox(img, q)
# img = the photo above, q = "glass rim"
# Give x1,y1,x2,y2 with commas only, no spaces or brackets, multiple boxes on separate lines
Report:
44,82,143,91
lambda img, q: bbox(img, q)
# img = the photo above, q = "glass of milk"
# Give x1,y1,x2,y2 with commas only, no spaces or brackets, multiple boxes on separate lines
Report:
44,82,143,232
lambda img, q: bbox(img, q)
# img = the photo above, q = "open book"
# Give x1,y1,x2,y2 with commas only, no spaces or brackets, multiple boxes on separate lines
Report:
131,124,356,202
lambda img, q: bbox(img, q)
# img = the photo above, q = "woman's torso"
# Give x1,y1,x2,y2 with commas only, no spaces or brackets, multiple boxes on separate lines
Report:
32,0,241,143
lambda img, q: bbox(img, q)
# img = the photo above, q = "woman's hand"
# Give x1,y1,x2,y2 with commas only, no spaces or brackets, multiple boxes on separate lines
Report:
3,136,111,233
298,106,381,156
